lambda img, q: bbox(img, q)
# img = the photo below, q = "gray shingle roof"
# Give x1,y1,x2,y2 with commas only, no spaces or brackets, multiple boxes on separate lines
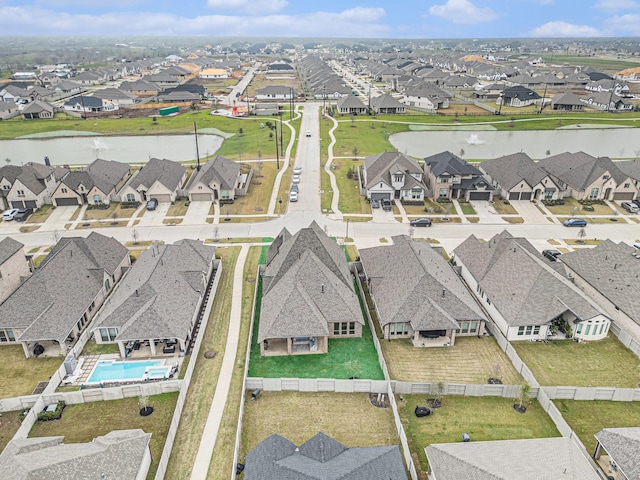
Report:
424,151,484,177
259,222,362,342
128,158,185,192
359,236,485,331
187,155,240,192
93,239,215,341
426,437,601,480
0,233,128,342
551,91,584,106
595,427,640,479
453,231,603,327
0,237,23,266
0,429,151,480
363,152,424,191
538,152,629,191
244,433,407,480
22,100,54,115
11,162,59,196
616,160,640,183
481,152,551,191
370,94,405,110
560,240,640,327
337,95,367,109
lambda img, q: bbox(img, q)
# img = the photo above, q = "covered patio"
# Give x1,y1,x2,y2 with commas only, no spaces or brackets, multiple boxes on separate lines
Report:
412,329,455,348
260,336,328,356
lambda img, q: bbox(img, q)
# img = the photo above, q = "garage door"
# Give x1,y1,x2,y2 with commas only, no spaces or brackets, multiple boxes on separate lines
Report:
469,191,491,201
508,192,520,201
520,192,532,201
190,193,213,202
55,197,80,206
613,192,634,201
371,193,391,201
153,194,172,203
24,200,37,208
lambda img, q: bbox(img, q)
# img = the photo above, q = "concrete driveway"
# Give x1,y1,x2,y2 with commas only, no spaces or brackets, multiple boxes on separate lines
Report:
510,200,552,224
470,201,507,224
183,201,211,225
43,205,79,229
136,202,170,226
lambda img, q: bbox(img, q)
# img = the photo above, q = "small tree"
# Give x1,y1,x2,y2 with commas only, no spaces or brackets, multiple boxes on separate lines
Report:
352,146,359,160
238,127,244,136
429,382,445,408
132,229,139,245
516,383,532,411
577,226,587,244
111,211,118,225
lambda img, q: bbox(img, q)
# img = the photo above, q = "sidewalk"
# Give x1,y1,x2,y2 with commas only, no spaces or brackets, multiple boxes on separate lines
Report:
190,244,249,480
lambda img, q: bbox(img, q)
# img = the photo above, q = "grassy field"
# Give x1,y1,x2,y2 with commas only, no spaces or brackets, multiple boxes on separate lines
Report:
554,399,640,453
539,54,640,72
164,247,240,480
245,73,301,97
83,202,136,220
399,395,560,479
381,337,522,385
492,199,518,215
240,391,399,458
166,197,190,217
230,162,277,214
206,246,263,480
546,198,614,216
0,345,63,398
513,337,640,387
0,410,21,453
334,158,367,213
248,279,384,380
29,392,178,480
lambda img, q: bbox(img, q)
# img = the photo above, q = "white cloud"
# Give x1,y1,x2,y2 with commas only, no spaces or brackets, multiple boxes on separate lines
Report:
207,0,288,15
0,6,388,37
594,0,640,11
604,13,640,34
529,21,601,37
428,0,497,24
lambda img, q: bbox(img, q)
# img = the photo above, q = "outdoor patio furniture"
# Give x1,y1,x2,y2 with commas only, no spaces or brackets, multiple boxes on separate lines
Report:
163,345,175,354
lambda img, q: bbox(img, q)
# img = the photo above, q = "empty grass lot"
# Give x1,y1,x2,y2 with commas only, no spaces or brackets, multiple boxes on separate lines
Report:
29,393,177,480
240,392,399,458
248,279,384,380
0,345,63,398
554,400,640,453
163,247,240,480
227,162,277,215
399,395,560,479
333,158,368,213
381,337,521,385
0,411,22,453
513,337,640,387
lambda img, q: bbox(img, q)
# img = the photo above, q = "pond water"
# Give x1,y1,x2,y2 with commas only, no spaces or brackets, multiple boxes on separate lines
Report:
390,128,640,160
0,134,224,166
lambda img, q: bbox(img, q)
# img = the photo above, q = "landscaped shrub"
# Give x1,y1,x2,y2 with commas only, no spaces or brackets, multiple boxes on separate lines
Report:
401,199,425,206
87,203,110,210
38,400,65,421
542,199,565,206
120,201,140,209
219,199,235,205
436,198,452,204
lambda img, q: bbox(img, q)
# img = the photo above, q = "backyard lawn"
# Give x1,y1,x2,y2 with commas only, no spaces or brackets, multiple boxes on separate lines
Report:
513,337,640,387
0,345,63,398
247,279,384,380
399,395,560,479
0,411,22,453
381,337,521,385
29,392,177,480
554,400,640,453
240,391,399,458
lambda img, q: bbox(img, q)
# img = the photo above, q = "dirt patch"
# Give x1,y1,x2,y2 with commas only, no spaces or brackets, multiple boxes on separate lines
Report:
203,351,217,359
513,404,527,414
488,377,503,384
426,398,442,409
368,393,390,409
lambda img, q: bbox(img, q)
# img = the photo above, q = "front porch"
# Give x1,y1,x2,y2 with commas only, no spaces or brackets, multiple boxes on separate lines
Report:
260,336,328,356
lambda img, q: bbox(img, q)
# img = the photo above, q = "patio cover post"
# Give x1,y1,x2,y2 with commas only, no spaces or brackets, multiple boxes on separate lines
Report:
149,339,157,356
117,341,126,359
21,341,30,358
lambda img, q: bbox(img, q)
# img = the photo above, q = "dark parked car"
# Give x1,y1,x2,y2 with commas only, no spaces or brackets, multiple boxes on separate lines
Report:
146,198,158,211
632,199,640,209
382,199,392,211
410,217,433,227
290,183,299,193
13,208,34,222
371,199,380,209
542,249,562,262
563,218,587,227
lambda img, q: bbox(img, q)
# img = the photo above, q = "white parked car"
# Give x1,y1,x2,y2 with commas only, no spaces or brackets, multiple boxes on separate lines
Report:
293,166,302,175
292,174,300,184
289,191,298,202
2,208,19,221
305,131,311,137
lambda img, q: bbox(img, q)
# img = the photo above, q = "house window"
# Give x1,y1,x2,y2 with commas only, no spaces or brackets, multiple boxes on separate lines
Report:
624,183,630,188
544,189,555,200
0,329,16,342
470,322,477,333
603,175,609,180
599,323,605,335
17,190,25,195
100,328,118,342
105,279,111,291
452,176,461,183
61,188,68,193
577,323,582,334
589,188,599,199
486,298,491,305
93,195,102,203
389,323,408,336
438,188,448,198
88,301,95,312
518,326,525,336
126,193,135,202
198,185,202,189
394,174,403,183
412,190,421,200
584,324,591,335
533,326,540,335
525,325,533,335
460,322,469,334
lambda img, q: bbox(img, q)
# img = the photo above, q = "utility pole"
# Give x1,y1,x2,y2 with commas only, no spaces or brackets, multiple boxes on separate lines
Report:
194,121,201,171
323,84,326,115
279,111,284,154
272,124,280,170
538,82,548,114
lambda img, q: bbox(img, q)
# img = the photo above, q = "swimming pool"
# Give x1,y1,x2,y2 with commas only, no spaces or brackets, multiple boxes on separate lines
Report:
86,359,171,384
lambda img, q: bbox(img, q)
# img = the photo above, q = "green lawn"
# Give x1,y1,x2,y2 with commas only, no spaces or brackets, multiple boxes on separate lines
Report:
80,339,120,355
29,393,177,480
513,337,640,387
248,279,384,380
459,202,476,215
554,400,640,454
0,411,22,453
0,345,63,398
399,395,560,479
25,204,54,224
546,197,613,216
334,158,367,213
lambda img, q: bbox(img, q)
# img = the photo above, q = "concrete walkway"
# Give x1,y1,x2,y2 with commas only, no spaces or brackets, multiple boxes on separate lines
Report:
325,115,342,217
394,199,409,223
190,244,249,480
451,199,470,224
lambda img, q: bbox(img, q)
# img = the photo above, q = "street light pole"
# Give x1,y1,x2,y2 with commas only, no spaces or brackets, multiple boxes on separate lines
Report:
346,218,350,240
323,84,326,115
272,124,280,170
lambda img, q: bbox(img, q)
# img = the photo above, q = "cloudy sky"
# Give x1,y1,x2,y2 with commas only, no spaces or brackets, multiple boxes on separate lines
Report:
0,0,639,37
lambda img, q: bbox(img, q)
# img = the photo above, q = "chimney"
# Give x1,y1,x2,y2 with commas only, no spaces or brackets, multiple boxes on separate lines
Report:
44,156,51,166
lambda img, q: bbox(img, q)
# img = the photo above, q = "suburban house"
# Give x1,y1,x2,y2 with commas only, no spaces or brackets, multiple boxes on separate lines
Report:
480,152,560,201
362,152,427,202
21,100,54,119
581,92,634,111
0,101,19,120
537,152,638,201
0,233,129,358
0,165,23,210
402,85,451,111
119,158,186,203
594,427,640,480
0,237,29,307
498,86,541,107
370,93,406,114
92,88,139,107
186,155,247,202
244,433,407,480
551,92,585,111
255,86,297,100
359,236,486,346
120,80,159,97
257,222,363,356
63,95,119,113
52,159,131,206
453,231,611,342
560,240,640,342
426,437,601,480
199,67,230,79
423,151,494,201
336,94,368,115
616,160,640,187
5,162,68,209
92,240,216,358
0,430,152,480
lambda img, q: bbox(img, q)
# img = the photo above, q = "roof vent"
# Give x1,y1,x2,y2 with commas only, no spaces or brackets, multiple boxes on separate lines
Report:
135,289,139,297
321,284,324,293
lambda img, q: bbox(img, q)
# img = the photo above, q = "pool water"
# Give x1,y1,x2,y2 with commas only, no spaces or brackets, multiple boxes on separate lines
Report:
87,359,169,383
